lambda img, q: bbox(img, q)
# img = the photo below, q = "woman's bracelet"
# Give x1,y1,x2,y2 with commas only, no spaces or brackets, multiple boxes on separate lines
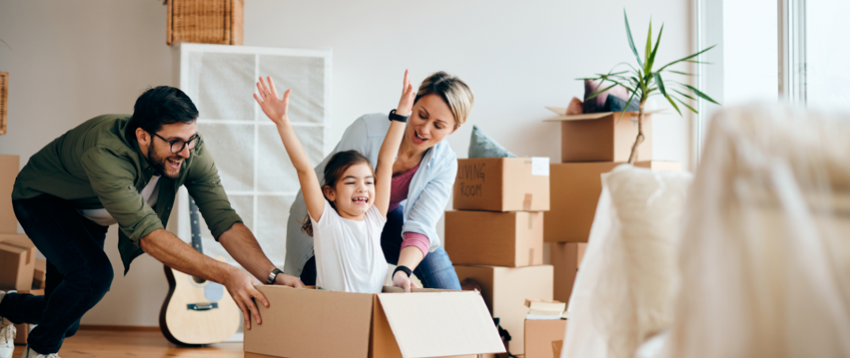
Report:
389,109,408,123
393,265,412,278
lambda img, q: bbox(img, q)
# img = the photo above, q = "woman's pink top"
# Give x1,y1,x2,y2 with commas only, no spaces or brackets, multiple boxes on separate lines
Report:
388,162,430,257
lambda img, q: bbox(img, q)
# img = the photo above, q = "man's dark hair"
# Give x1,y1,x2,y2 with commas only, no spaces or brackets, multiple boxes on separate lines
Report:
128,86,199,136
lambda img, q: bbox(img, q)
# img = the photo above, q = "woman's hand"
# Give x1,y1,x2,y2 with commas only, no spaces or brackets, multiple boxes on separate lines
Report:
392,270,420,293
254,76,291,125
396,69,416,116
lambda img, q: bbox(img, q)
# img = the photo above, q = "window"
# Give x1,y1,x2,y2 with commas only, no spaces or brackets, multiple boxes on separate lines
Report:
170,43,331,267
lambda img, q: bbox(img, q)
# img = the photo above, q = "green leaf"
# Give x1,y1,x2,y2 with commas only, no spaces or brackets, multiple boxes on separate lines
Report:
657,45,716,73
644,20,652,72
647,24,664,73
624,10,644,69
616,90,640,124
672,95,698,113
681,83,720,105
671,88,696,101
654,72,682,116
667,70,695,76
685,60,714,64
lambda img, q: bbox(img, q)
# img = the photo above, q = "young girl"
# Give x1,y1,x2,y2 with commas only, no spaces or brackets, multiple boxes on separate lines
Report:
253,71,414,293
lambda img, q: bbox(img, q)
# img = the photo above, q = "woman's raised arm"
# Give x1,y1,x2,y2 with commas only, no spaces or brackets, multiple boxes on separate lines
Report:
375,70,415,218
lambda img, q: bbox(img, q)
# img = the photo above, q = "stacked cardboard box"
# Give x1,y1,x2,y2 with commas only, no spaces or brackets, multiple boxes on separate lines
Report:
543,110,680,304
449,157,554,355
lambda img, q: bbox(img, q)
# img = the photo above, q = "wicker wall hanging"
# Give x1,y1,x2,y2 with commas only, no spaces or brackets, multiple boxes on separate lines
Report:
167,0,244,45
0,72,7,135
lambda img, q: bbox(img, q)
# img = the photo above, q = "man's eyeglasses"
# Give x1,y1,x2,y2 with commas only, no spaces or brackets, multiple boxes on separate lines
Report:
151,132,200,154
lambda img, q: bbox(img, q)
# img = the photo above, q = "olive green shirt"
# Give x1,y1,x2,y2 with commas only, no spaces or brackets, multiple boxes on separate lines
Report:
12,114,242,274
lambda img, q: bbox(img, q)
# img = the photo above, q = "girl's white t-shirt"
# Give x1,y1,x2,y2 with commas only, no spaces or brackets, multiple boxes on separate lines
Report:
311,199,388,293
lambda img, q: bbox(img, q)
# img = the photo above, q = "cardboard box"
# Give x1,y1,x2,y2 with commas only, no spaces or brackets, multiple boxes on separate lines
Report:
544,110,657,163
445,211,543,267
0,235,36,291
0,154,19,234
552,340,563,358
454,265,553,355
544,161,680,243
244,285,505,358
12,289,44,345
454,158,550,212
524,319,567,358
550,243,586,304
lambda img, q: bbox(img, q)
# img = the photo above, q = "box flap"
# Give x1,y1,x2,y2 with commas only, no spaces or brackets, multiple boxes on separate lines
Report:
543,106,664,122
245,285,375,358
376,291,505,358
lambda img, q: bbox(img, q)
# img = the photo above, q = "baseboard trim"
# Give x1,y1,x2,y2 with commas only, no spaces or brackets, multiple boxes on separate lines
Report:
79,324,160,332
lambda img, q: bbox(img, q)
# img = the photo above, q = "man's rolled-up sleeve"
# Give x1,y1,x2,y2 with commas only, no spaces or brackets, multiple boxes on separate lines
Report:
80,147,163,246
185,140,243,240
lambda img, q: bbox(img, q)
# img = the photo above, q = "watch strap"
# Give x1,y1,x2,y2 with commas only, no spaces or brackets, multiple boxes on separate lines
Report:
266,267,283,284
389,109,409,123
393,265,412,278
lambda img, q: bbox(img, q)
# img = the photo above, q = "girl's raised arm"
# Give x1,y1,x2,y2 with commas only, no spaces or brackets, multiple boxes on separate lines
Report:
254,76,325,223
375,70,415,218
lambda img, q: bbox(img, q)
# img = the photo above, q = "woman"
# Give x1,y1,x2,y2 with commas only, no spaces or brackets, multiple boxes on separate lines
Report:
284,71,474,291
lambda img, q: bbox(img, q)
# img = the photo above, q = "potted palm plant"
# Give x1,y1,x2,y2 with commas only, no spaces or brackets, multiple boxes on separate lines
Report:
581,10,719,163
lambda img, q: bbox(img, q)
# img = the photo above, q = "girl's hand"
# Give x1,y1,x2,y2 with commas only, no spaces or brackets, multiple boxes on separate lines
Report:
253,76,291,125
396,69,416,116
392,270,420,293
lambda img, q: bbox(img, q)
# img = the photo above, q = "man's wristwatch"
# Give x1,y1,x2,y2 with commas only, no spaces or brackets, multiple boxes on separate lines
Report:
389,109,409,122
266,268,283,284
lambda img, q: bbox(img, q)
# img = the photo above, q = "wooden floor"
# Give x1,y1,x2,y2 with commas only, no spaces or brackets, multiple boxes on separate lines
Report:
12,330,244,358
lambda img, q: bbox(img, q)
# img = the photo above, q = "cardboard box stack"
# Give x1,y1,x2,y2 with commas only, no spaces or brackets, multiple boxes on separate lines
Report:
1,155,42,295
449,157,554,355
543,108,680,303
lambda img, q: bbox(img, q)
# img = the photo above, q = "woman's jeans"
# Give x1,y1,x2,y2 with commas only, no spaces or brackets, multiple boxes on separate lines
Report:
300,205,462,290
0,195,112,354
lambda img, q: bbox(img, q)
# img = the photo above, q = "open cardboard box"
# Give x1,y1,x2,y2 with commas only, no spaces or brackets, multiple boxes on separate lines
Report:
454,265,553,355
244,285,505,358
544,107,659,163
445,210,543,267
454,157,550,212
544,161,680,243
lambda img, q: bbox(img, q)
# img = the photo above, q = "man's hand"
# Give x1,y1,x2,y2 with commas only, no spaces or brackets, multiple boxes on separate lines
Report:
222,268,269,330
275,273,305,288
392,270,419,293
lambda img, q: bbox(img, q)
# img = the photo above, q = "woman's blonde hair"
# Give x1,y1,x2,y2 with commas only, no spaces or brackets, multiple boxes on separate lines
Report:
414,71,474,129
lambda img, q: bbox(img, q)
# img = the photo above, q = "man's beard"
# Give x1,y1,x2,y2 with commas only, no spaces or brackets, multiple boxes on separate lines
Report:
148,144,181,179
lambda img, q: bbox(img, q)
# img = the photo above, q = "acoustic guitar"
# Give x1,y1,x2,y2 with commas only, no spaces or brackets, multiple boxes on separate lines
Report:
159,196,240,346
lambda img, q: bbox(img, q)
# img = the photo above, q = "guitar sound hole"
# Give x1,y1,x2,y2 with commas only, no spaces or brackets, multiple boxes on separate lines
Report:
191,276,206,284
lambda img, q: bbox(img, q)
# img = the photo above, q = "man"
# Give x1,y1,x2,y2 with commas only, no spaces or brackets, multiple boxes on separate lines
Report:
0,86,303,358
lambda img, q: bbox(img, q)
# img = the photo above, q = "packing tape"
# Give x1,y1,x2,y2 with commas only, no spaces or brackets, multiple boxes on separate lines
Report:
529,248,535,266
523,193,532,211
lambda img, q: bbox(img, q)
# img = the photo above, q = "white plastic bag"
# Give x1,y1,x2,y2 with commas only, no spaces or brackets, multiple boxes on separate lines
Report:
562,164,692,358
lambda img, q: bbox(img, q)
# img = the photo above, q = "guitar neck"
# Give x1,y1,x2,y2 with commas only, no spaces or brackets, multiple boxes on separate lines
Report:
189,196,203,254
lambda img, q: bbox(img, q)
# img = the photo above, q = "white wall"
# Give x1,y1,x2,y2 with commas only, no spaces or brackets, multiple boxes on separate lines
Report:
0,0,693,326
